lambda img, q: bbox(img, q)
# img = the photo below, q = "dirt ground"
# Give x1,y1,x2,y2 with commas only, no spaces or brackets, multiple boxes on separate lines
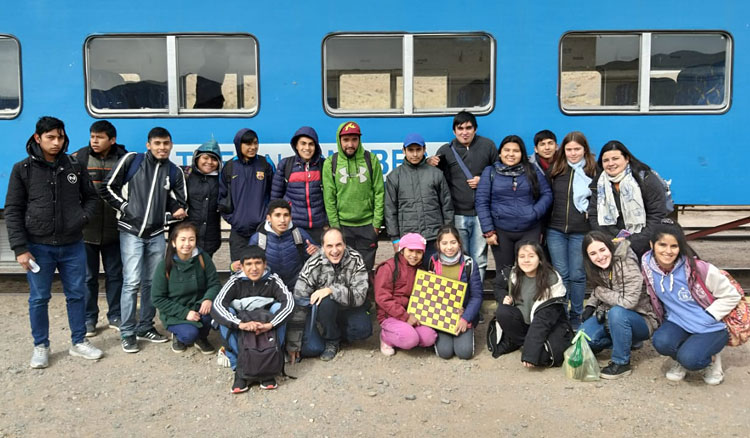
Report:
0,288,749,437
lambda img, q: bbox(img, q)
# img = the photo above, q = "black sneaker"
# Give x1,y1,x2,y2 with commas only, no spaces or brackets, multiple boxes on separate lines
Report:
600,361,632,380
231,374,249,394
260,378,278,390
85,322,96,338
108,318,121,332
171,337,187,353
194,338,215,354
320,341,339,361
121,336,139,353
136,329,169,343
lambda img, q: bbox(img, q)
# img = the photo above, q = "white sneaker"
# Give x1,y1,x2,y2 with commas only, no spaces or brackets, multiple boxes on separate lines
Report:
380,339,395,356
30,345,49,369
69,339,104,360
216,347,231,368
666,360,687,382
703,354,724,385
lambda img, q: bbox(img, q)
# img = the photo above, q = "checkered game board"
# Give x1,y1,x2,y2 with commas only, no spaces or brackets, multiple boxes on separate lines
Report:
407,269,467,335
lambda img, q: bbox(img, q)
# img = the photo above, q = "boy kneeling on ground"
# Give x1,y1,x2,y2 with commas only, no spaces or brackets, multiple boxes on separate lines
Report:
211,246,294,394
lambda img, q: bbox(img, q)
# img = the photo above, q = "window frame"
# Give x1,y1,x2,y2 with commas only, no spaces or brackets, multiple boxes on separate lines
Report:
322,32,496,117
84,33,260,118
558,30,733,115
0,34,22,120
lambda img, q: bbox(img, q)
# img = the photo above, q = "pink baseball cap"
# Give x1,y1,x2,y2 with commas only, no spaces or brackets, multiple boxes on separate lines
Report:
399,233,426,252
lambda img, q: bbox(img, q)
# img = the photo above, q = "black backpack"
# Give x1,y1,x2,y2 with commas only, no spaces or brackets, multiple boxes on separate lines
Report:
235,308,283,383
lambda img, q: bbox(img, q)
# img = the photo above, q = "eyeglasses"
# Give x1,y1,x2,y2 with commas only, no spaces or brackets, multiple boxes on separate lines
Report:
660,218,675,225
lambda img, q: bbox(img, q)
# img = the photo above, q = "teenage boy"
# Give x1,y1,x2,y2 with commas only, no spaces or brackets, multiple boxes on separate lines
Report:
427,111,496,281
219,128,274,269
101,127,188,353
530,129,557,176
6,116,103,368
385,133,453,264
249,199,318,290
270,126,327,244
73,120,128,336
212,245,294,394
322,121,384,271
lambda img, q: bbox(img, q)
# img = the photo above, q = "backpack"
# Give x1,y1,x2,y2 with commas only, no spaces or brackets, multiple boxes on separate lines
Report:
692,265,750,347
638,169,674,213
257,227,307,261
486,316,504,358
123,152,180,187
235,308,284,382
330,150,374,184
22,154,83,184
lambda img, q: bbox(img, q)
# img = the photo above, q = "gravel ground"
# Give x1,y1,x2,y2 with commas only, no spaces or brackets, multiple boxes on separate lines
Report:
1,291,749,437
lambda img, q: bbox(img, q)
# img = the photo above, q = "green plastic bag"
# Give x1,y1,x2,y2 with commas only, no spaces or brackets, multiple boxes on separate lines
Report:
563,330,600,381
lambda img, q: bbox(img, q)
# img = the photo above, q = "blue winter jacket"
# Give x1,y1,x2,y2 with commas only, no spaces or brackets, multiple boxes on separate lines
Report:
218,128,275,236
270,126,327,229
249,222,314,290
476,163,552,233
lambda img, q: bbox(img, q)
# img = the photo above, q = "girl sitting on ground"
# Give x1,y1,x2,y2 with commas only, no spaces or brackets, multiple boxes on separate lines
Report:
427,225,483,360
151,222,221,354
492,241,572,367
374,233,437,356
642,220,741,385
580,231,658,379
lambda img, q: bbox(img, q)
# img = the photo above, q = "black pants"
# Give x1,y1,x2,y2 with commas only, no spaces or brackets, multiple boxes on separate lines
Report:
229,229,253,262
490,224,542,271
317,296,372,343
341,225,378,271
299,226,325,246
494,304,529,354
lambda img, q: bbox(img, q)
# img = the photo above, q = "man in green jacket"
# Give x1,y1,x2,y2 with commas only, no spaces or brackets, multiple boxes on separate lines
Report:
322,121,384,271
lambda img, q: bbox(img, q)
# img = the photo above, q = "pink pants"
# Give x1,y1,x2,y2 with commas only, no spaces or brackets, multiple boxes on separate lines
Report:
380,317,437,350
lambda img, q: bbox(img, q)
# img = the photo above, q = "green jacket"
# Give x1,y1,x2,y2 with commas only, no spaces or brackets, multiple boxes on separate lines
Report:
322,122,385,228
151,251,221,328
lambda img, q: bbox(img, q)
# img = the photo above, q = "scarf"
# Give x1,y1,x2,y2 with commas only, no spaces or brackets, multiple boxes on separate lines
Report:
439,251,461,266
568,160,592,213
496,162,525,178
596,165,646,234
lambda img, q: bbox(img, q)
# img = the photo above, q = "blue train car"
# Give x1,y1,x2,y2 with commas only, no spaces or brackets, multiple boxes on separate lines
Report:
0,0,746,209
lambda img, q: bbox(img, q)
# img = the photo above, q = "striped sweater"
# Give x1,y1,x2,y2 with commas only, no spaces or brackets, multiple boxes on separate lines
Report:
211,268,294,329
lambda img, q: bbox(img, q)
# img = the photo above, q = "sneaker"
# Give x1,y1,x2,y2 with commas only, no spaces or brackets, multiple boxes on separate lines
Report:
666,361,687,382
194,338,215,354
171,337,187,353
108,318,121,332
259,378,278,390
85,322,97,338
231,374,249,394
136,329,169,343
121,336,139,353
30,345,50,369
216,347,231,368
631,341,644,350
703,354,724,385
380,339,395,356
69,339,104,360
320,341,339,361
600,361,632,380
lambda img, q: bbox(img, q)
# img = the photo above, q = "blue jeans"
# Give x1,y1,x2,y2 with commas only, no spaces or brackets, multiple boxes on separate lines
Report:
27,241,88,346
546,229,586,328
580,306,651,365
652,320,729,371
168,314,212,344
454,215,487,282
84,240,123,325
219,303,287,370
317,296,373,343
119,231,165,338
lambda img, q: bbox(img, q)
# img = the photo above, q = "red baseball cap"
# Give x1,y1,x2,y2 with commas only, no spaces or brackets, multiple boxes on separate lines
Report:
339,121,361,136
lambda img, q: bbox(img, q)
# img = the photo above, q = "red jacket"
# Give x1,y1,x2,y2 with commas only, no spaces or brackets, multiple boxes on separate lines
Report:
374,253,419,324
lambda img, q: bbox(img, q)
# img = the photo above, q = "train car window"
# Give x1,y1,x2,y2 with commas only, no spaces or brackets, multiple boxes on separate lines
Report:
560,31,731,114
0,36,21,119
177,36,257,113
85,34,258,117
324,33,494,116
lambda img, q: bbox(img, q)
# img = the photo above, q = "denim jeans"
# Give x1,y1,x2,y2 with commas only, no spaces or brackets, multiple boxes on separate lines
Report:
454,215,487,282
119,231,165,337
168,314,213,344
546,229,586,328
84,241,123,325
27,241,88,346
219,303,288,370
652,320,729,371
580,305,651,365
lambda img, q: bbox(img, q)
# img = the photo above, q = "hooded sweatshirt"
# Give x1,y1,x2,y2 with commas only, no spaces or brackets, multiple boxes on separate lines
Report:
218,128,275,236
270,126,327,229
321,122,385,228
6,134,98,255
185,139,223,254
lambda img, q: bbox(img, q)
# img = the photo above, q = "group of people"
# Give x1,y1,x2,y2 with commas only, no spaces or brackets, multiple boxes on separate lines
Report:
6,112,743,394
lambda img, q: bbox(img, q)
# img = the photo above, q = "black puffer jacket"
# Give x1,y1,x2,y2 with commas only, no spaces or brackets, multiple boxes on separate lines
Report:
5,135,98,255
100,151,188,238
73,143,128,246
384,157,454,241
547,165,591,234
